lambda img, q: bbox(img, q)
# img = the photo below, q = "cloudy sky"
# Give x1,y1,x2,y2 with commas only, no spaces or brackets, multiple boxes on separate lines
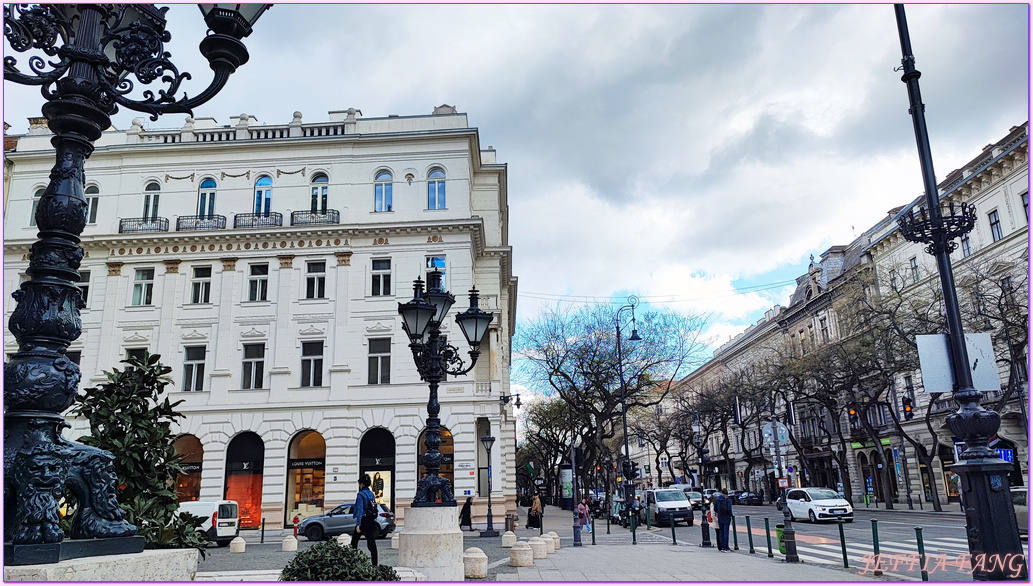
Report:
4,3,1029,355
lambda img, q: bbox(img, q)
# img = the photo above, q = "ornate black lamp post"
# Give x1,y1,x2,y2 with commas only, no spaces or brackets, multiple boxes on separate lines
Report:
3,3,267,565
398,271,493,506
893,5,1026,580
479,434,498,537
692,414,713,548
615,295,641,544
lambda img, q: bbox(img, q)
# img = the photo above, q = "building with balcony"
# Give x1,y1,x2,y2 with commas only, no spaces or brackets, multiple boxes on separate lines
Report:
3,105,518,529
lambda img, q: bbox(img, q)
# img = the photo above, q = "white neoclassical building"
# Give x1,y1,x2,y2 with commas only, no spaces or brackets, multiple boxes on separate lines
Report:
3,106,518,530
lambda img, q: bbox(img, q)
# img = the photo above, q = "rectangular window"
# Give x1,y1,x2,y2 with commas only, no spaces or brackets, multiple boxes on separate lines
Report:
961,234,972,257
77,270,91,307
819,317,829,342
132,268,154,306
909,257,919,282
301,341,324,387
368,338,391,385
988,210,1003,242
183,346,206,391
248,264,269,301
889,269,899,290
371,259,391,296
904,375,914,394
66,351,82,365
86,196,99,224
1022,192,1029,223
425,255,446,285
191,266,212,304
126,348,147,361
241,343,265,390
306,261,326,299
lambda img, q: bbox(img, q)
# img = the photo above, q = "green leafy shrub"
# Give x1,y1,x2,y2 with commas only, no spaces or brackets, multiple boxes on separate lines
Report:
71,351,208,556
280,540,401,581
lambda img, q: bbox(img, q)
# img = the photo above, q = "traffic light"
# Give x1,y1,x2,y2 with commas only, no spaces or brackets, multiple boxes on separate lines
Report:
622,461,633,479
847,402,859,424
630,461,641,479
902,397,914,420
700,448,711,464
644,464,651,474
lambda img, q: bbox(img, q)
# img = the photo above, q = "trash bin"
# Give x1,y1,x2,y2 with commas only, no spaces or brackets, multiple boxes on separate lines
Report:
504,514,517,532
776,523,786,554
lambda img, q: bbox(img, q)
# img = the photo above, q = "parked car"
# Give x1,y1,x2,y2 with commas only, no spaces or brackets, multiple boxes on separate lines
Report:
684,491,705,510
177,500,239,547
784,487,853,523
734,491,763,506
642,488,694,526
702,488,718,506
300,502,396,541
1012,487,1027,538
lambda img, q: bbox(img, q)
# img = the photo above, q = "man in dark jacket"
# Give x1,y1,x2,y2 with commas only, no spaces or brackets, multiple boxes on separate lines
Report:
714,488,734,552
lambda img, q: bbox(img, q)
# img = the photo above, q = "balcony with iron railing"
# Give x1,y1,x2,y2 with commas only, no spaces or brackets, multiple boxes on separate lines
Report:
291,210,340,226
234,212,283,229
176,215,227,231
119,217,169,233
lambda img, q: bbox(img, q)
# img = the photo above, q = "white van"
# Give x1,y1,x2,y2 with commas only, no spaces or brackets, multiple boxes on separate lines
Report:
177,500,239,547
643,489,694,527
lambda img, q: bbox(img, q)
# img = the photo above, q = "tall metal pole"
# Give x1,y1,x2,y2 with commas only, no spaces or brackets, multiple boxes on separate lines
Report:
893,5,1026,580
570,426,582,546
772,409,799,562
616,297,640,545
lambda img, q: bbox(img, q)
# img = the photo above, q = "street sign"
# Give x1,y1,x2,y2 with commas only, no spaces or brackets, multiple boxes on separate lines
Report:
787,466,794,473
778,478,789,488
534,477,544,485
762,421,790,447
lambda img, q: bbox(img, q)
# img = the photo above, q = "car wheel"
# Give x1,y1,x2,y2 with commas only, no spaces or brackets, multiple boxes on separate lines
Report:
844,518,854,523
305,525,324,541
808,510,818,523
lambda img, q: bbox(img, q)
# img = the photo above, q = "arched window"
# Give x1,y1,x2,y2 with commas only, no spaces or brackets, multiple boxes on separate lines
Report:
198,179,217,218
374,171,392,212
29,188,45,226
427,168,446,210
310,173,328,214
85,185,100,224
143,182,161,221
254,176,272,217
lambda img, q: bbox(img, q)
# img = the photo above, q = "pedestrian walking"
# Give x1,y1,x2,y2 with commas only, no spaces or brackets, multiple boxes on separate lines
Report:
459,496,474,531
349,473,379,566
714,488,733,552
577,496,591,532
527,494,542,529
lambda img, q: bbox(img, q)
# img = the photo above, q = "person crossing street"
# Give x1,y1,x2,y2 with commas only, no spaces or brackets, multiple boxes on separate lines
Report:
714,488,733,552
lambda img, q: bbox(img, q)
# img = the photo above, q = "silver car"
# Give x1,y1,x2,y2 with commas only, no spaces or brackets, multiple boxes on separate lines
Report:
299,502,395,541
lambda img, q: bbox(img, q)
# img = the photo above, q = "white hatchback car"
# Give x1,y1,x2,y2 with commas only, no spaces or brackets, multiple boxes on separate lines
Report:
785,487,854,523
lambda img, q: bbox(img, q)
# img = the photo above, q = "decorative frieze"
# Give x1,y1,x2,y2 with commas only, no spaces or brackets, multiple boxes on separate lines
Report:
164,259,181,273
106,261,123,276
335,251,352,266
221,257,238,271
278,255,294,268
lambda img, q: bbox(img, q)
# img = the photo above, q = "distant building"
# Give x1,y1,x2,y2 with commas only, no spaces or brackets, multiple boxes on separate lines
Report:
3,107,518,529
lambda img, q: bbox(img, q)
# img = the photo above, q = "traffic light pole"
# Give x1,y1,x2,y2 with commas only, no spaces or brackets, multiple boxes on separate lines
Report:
772,413,800,563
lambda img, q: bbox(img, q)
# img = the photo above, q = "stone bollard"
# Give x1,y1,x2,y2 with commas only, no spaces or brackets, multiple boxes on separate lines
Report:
528,536,548,559
463,547,488,579
548,531,561,550
501,531,517,548
542,534,556,554
229,536,246,553
509,541,534,567
336,533,350,547
281,535,298,552
391,532,400,550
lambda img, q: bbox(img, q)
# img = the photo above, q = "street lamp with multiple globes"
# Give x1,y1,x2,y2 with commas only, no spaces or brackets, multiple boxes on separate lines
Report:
479,434,498,537
2,3,268,563
893,5,1025,580
615,296,642,544
398,271,494,506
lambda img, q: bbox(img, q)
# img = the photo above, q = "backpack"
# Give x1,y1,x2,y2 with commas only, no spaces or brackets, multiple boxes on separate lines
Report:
361,492,378,526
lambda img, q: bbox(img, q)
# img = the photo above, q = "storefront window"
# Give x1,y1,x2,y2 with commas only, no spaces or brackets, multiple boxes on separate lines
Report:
286,431,326,523
225,431,264,528
173,435,203,502
360,428,397,512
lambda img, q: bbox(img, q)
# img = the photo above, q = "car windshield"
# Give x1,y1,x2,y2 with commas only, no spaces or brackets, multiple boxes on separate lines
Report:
686,492,702,499
807,489,840,500
655,491,688,502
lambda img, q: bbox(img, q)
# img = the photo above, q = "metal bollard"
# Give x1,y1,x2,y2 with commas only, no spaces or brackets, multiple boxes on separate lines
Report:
540,509,544,537
746,515,755,554
915,526,929,582
731,516,739,550
837,517,848,568
646,507,651,530
592,516,596,546
260,518,265,544
671,517,677,545
871,519,882,576
764,517,773,558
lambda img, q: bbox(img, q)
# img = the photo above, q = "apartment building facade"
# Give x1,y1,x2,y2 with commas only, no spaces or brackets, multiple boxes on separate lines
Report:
3,106,518,529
